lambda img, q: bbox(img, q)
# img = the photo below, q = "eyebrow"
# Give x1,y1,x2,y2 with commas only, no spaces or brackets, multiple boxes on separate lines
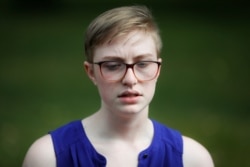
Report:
101,54,156,61
101,56,124,61
134,54,156,61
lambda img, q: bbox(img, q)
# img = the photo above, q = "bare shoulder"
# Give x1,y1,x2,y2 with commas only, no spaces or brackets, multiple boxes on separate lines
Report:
22,134,56,167
182,136,214,167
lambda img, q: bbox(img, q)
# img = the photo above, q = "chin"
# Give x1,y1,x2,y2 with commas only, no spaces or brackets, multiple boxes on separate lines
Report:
116,105,146,117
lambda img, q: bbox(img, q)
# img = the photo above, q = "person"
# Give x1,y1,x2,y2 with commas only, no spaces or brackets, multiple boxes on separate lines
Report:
22,5,214,167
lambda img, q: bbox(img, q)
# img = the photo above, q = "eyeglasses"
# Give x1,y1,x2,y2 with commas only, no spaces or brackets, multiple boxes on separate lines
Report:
92,61,161,82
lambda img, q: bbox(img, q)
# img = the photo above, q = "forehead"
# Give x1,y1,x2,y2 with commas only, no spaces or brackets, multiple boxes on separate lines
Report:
93,31,157,61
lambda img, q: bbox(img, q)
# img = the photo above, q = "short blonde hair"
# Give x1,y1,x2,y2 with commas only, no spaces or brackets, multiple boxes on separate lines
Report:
84,5,162,62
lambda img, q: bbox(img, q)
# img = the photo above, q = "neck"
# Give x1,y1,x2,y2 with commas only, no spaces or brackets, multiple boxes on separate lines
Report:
85,106,152,142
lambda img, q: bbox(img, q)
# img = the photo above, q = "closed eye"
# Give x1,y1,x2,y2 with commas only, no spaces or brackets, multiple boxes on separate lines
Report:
102,62,123,71
136,61,152,68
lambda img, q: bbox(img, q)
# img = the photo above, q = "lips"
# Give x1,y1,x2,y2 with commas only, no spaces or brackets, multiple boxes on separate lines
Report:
118,91,141,104
118,90,141,98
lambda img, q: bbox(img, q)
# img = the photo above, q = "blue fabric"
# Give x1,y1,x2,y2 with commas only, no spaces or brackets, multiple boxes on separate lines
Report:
49,120,183,167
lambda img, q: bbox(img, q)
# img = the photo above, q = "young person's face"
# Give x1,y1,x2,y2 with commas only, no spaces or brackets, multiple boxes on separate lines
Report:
85,30,161,117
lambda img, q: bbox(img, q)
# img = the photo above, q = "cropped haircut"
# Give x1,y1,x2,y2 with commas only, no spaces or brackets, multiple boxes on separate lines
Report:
84,5,162,62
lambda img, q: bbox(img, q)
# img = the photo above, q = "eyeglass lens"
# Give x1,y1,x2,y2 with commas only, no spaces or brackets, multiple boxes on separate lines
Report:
99,61,160,81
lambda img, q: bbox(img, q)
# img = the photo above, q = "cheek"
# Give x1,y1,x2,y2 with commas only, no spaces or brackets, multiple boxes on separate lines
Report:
144,81,157,100
96,81,115,100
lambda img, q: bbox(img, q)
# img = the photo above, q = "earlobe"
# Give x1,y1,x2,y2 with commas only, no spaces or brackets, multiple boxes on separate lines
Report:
84,61,97,85
157,58,162,76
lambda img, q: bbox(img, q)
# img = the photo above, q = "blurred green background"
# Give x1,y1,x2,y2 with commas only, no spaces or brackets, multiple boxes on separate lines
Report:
0,0,249,166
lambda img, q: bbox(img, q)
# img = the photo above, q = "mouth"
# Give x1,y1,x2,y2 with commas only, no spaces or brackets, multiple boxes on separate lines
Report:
118,90,141,98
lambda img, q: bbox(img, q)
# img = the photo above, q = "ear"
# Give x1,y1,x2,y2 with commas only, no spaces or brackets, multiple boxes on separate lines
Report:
84,61,97,85
157,58,162,77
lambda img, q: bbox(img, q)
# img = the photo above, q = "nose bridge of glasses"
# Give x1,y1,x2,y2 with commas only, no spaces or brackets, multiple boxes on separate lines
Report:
123,63,137,78
125,63,135,70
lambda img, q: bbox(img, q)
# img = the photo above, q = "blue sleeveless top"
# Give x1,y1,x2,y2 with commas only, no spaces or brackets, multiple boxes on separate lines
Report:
49,120,183,167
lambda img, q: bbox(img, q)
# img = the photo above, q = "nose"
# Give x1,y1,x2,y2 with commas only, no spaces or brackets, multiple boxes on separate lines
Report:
121,67,138,86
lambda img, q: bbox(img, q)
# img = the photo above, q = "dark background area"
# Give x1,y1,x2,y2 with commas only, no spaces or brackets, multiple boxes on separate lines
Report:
0,0,249,166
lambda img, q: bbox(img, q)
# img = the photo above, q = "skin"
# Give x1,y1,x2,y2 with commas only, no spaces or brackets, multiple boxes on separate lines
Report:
87,30,160,119
22,30,214,167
